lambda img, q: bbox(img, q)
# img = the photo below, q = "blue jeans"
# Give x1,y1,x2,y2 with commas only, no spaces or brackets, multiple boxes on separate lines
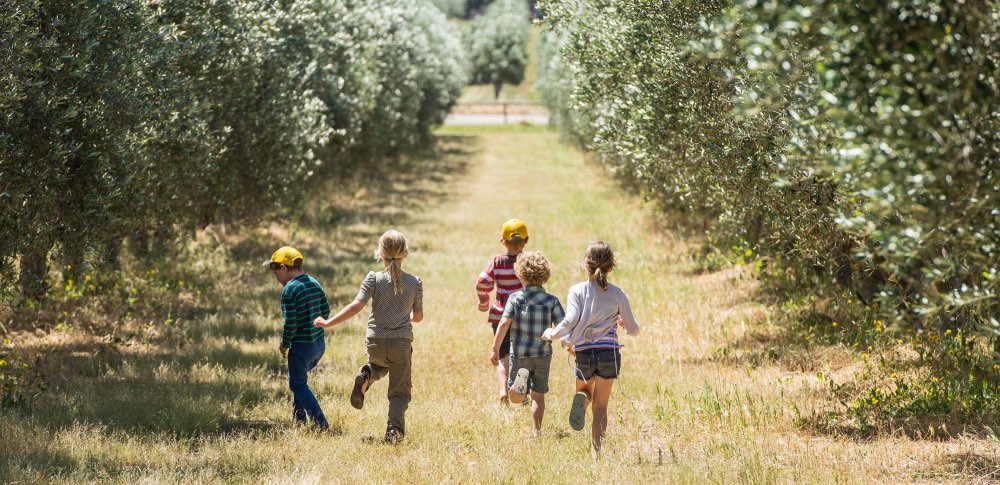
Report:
288,339,328,428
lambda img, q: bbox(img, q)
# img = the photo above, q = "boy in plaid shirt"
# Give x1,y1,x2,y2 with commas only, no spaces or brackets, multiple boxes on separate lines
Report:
489,251,564,436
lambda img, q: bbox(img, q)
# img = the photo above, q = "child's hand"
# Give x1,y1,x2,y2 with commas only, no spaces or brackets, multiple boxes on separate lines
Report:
489,350,499,367
541,328,556,341
477,301,490,312
313,316,328,328
279,344,288,358
617,315,625,328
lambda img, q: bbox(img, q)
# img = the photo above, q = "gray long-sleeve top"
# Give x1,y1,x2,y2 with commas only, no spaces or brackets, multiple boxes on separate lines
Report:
547,279,640,348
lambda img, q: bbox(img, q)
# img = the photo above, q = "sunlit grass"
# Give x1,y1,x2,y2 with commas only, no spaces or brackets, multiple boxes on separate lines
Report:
1,125,997,483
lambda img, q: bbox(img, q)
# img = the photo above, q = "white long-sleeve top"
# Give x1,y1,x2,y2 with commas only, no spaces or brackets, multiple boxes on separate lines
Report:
548,280,640,349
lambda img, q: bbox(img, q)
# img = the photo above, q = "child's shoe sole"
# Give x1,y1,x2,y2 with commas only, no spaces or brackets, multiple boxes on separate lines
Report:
351,366,370,410
569,391,587,431
510,368,530,395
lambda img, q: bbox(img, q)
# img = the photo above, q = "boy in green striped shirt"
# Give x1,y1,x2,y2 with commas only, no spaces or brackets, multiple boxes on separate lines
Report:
265,246,330,429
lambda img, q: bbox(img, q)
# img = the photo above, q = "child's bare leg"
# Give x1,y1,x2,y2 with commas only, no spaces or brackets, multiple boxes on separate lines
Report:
509,389,527,404
496,359,509,402
530,391,545,436
575,379,595,409
589,377,614,456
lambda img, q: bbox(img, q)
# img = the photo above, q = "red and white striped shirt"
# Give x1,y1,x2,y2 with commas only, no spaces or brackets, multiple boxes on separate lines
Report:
476,253,522,324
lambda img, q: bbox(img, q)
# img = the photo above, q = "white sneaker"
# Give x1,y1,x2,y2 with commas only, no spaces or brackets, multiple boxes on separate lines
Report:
510,368,530,395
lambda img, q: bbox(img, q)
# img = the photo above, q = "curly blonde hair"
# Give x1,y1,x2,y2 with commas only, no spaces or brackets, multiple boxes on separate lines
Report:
514,251,551,287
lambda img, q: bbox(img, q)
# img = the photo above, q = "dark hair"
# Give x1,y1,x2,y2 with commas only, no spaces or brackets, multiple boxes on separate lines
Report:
583,241,615,291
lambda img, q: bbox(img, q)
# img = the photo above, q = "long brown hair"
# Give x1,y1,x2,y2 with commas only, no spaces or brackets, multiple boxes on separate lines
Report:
375,229,409,295
583,241,616,291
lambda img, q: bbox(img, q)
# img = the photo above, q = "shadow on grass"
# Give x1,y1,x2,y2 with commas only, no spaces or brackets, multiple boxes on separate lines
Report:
932,452,1000,481
712,308,1000,442
3,133,477,447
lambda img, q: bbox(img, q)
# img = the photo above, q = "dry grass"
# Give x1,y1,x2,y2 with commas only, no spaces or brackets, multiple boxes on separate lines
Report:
1,125,998,483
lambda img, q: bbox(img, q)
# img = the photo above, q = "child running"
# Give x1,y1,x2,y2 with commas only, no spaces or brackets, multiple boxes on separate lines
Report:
489,251,564,436
314,229,423,444
542,241,640,457
476,218,529,404
264,245,330,430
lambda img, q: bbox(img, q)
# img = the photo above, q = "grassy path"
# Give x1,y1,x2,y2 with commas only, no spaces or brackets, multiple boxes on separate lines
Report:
3,126,996,483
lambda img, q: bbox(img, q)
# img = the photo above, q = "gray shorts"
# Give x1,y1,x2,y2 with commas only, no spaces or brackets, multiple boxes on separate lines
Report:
507,354,552,394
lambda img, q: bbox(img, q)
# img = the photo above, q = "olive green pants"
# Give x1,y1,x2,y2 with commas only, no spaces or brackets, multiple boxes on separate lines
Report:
366,338,412,431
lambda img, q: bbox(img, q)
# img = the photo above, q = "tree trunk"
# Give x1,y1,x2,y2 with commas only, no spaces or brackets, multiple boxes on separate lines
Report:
129,230,150,260
102,237,122,266
493,79,501,100
18,242,51,299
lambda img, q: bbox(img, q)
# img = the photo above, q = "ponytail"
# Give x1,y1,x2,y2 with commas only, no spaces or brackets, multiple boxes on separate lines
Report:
376,229,409,295
593,267,608,291
583,241,616,291
387,259,403,295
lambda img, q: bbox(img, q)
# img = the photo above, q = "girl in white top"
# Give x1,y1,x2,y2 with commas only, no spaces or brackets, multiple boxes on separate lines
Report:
542,241,639,457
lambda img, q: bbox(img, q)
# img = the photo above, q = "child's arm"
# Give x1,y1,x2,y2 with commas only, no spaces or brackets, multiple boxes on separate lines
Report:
280,287,299,352
542,287,581,341
314,300,366,328
475,260,495,312
618,289,640,336
490,316,512,366
411,277,424,323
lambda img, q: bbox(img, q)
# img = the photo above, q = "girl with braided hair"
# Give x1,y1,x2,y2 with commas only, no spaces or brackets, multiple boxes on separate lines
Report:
542,241,640,458
314,229,423,443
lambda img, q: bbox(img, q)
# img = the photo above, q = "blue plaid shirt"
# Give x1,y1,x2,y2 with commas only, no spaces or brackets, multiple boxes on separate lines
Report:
502,286,565,358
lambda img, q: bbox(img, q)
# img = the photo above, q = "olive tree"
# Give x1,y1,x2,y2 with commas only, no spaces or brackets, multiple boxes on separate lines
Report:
465,0,529,99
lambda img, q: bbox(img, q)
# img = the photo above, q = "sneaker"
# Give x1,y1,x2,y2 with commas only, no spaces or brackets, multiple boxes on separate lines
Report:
569,391,587,431
385,425,404,444
510,368,530,395
351,364,371,410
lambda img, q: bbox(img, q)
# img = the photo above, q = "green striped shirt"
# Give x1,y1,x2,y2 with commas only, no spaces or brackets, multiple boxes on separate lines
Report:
280,274,329,347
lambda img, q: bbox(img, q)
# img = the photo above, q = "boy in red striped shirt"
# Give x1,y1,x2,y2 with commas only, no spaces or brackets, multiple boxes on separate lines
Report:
476,219,529,404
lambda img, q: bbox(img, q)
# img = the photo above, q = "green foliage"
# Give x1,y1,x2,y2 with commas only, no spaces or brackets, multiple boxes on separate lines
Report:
465,0,529,98
427,0,467,17
539,0,1000,424
535,29,588,144
0,337,44,409
0,0,465,302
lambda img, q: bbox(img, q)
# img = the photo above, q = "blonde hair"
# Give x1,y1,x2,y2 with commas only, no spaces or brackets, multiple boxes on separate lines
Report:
374,229,409,295
583,241,615,291
514,251,551,287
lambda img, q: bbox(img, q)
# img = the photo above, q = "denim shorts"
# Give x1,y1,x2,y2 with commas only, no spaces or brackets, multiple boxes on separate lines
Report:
574,348,621,380
507,354,552,393
492,322,511,359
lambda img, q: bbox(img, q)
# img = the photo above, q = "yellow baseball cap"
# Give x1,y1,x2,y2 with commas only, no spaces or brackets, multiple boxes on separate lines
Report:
263,246,304,267
501,219,528,241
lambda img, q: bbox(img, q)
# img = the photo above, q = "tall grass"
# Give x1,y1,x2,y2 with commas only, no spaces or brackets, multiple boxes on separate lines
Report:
1,126,996,483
